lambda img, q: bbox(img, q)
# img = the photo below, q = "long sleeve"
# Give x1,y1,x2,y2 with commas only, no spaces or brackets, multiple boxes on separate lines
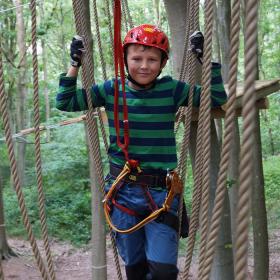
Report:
56,73,89,112
175,62,228,109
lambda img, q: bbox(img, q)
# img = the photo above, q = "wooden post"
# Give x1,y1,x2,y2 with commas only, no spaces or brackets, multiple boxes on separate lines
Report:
252,111,269,280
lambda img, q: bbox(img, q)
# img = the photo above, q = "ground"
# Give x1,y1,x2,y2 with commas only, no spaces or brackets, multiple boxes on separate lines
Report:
1,230,280,279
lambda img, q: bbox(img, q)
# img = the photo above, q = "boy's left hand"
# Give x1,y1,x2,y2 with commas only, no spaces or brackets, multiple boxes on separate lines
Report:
70,35,85,67
190,31,204,58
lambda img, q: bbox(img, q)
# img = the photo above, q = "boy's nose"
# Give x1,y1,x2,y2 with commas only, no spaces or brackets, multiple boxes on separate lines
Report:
140,60,148,68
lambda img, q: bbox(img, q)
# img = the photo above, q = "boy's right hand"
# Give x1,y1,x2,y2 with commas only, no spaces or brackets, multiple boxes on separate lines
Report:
70,35,85,67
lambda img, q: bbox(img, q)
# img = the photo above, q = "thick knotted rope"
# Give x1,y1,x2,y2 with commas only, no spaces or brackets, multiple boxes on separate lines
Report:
234,1,258,279
176,0,200,258
195,0,215,278
122,0,133,29
199,0,241,279
0,43,49,280
92,0,109,152
72,1,123,279
180,1,205,279
30,1,56,279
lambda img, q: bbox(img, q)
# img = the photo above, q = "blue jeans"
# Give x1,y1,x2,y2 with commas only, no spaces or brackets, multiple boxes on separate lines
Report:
105,175,179,273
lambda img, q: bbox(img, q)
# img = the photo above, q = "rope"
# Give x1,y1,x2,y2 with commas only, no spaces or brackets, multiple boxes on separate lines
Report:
104,164,182,234
0,44,49,280
176,0,200,247
120,0,129,33
122,0,133,28
234,1,258,279
92,0,107,80
92,0,109,152
199,0,241,279
30,1,56,279
178,0,191,82
105,0,114,48
181,2,207,279
72,1,123,279
196,0,216,278
0,1,42,14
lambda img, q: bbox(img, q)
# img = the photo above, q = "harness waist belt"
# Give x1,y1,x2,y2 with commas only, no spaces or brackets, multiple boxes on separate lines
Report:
110,165,167,188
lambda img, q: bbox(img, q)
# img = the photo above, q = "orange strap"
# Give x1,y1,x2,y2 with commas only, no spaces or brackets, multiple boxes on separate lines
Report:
103,164,183,234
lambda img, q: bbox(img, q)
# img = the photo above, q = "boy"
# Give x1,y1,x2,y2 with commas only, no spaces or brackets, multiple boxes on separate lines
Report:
56,24,227,280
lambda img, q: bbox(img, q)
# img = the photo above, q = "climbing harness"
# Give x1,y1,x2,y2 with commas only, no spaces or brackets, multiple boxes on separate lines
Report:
103,162,183,234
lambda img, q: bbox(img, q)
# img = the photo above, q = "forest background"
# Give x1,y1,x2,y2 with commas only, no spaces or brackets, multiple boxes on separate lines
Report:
0,0,279,250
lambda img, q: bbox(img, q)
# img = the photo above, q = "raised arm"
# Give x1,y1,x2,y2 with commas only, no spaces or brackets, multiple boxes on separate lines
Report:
56,36,89,112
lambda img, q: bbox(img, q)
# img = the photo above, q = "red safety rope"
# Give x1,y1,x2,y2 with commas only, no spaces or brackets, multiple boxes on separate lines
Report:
113,0,139,168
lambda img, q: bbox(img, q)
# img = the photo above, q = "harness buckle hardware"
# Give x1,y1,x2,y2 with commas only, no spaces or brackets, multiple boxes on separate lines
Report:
128,174,137,181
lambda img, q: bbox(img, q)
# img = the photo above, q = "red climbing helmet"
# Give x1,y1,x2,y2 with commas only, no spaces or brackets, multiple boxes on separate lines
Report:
123,24,170,58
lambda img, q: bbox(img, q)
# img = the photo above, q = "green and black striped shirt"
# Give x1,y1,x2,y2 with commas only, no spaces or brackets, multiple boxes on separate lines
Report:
56,63,227,171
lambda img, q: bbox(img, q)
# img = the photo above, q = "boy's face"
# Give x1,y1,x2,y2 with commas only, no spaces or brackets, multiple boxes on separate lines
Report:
126,44,167,90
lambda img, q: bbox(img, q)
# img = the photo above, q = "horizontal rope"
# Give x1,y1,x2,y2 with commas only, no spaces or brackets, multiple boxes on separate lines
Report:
92,265,107,269
0,0,42,14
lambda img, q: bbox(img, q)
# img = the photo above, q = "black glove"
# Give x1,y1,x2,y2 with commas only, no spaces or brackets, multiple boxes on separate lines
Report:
190,31,204,59
70,35,85,67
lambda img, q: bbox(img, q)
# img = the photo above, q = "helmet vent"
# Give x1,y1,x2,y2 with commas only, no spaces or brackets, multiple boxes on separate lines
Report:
130,32,134,38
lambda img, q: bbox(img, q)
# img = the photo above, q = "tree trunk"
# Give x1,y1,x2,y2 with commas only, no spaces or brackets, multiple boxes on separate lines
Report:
84,125,107,280
209,122,234,280
0,169,15,259
13,0,27,187
251,112,269,280
228,119,240,250
74,1,107,279
163,0,188,78
216,0,231,82
153,0,161,25
59,2,69,73
39,1,50,142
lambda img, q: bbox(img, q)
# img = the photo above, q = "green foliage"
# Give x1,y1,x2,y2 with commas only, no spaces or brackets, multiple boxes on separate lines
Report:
4,186,41,238
263,155,280,228
260,94,280,156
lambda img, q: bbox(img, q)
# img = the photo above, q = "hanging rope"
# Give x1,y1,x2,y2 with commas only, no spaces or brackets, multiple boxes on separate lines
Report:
92,0,109,152
30,1,56,279
122,0,133,29
174,0,200,134
196,0,216,277
176,0,200,248
0,44,49,280
234,1,258,279
72,1,123,279
181,2,212,279
199,0,241,279
120,0,129,33
105,0,114,48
